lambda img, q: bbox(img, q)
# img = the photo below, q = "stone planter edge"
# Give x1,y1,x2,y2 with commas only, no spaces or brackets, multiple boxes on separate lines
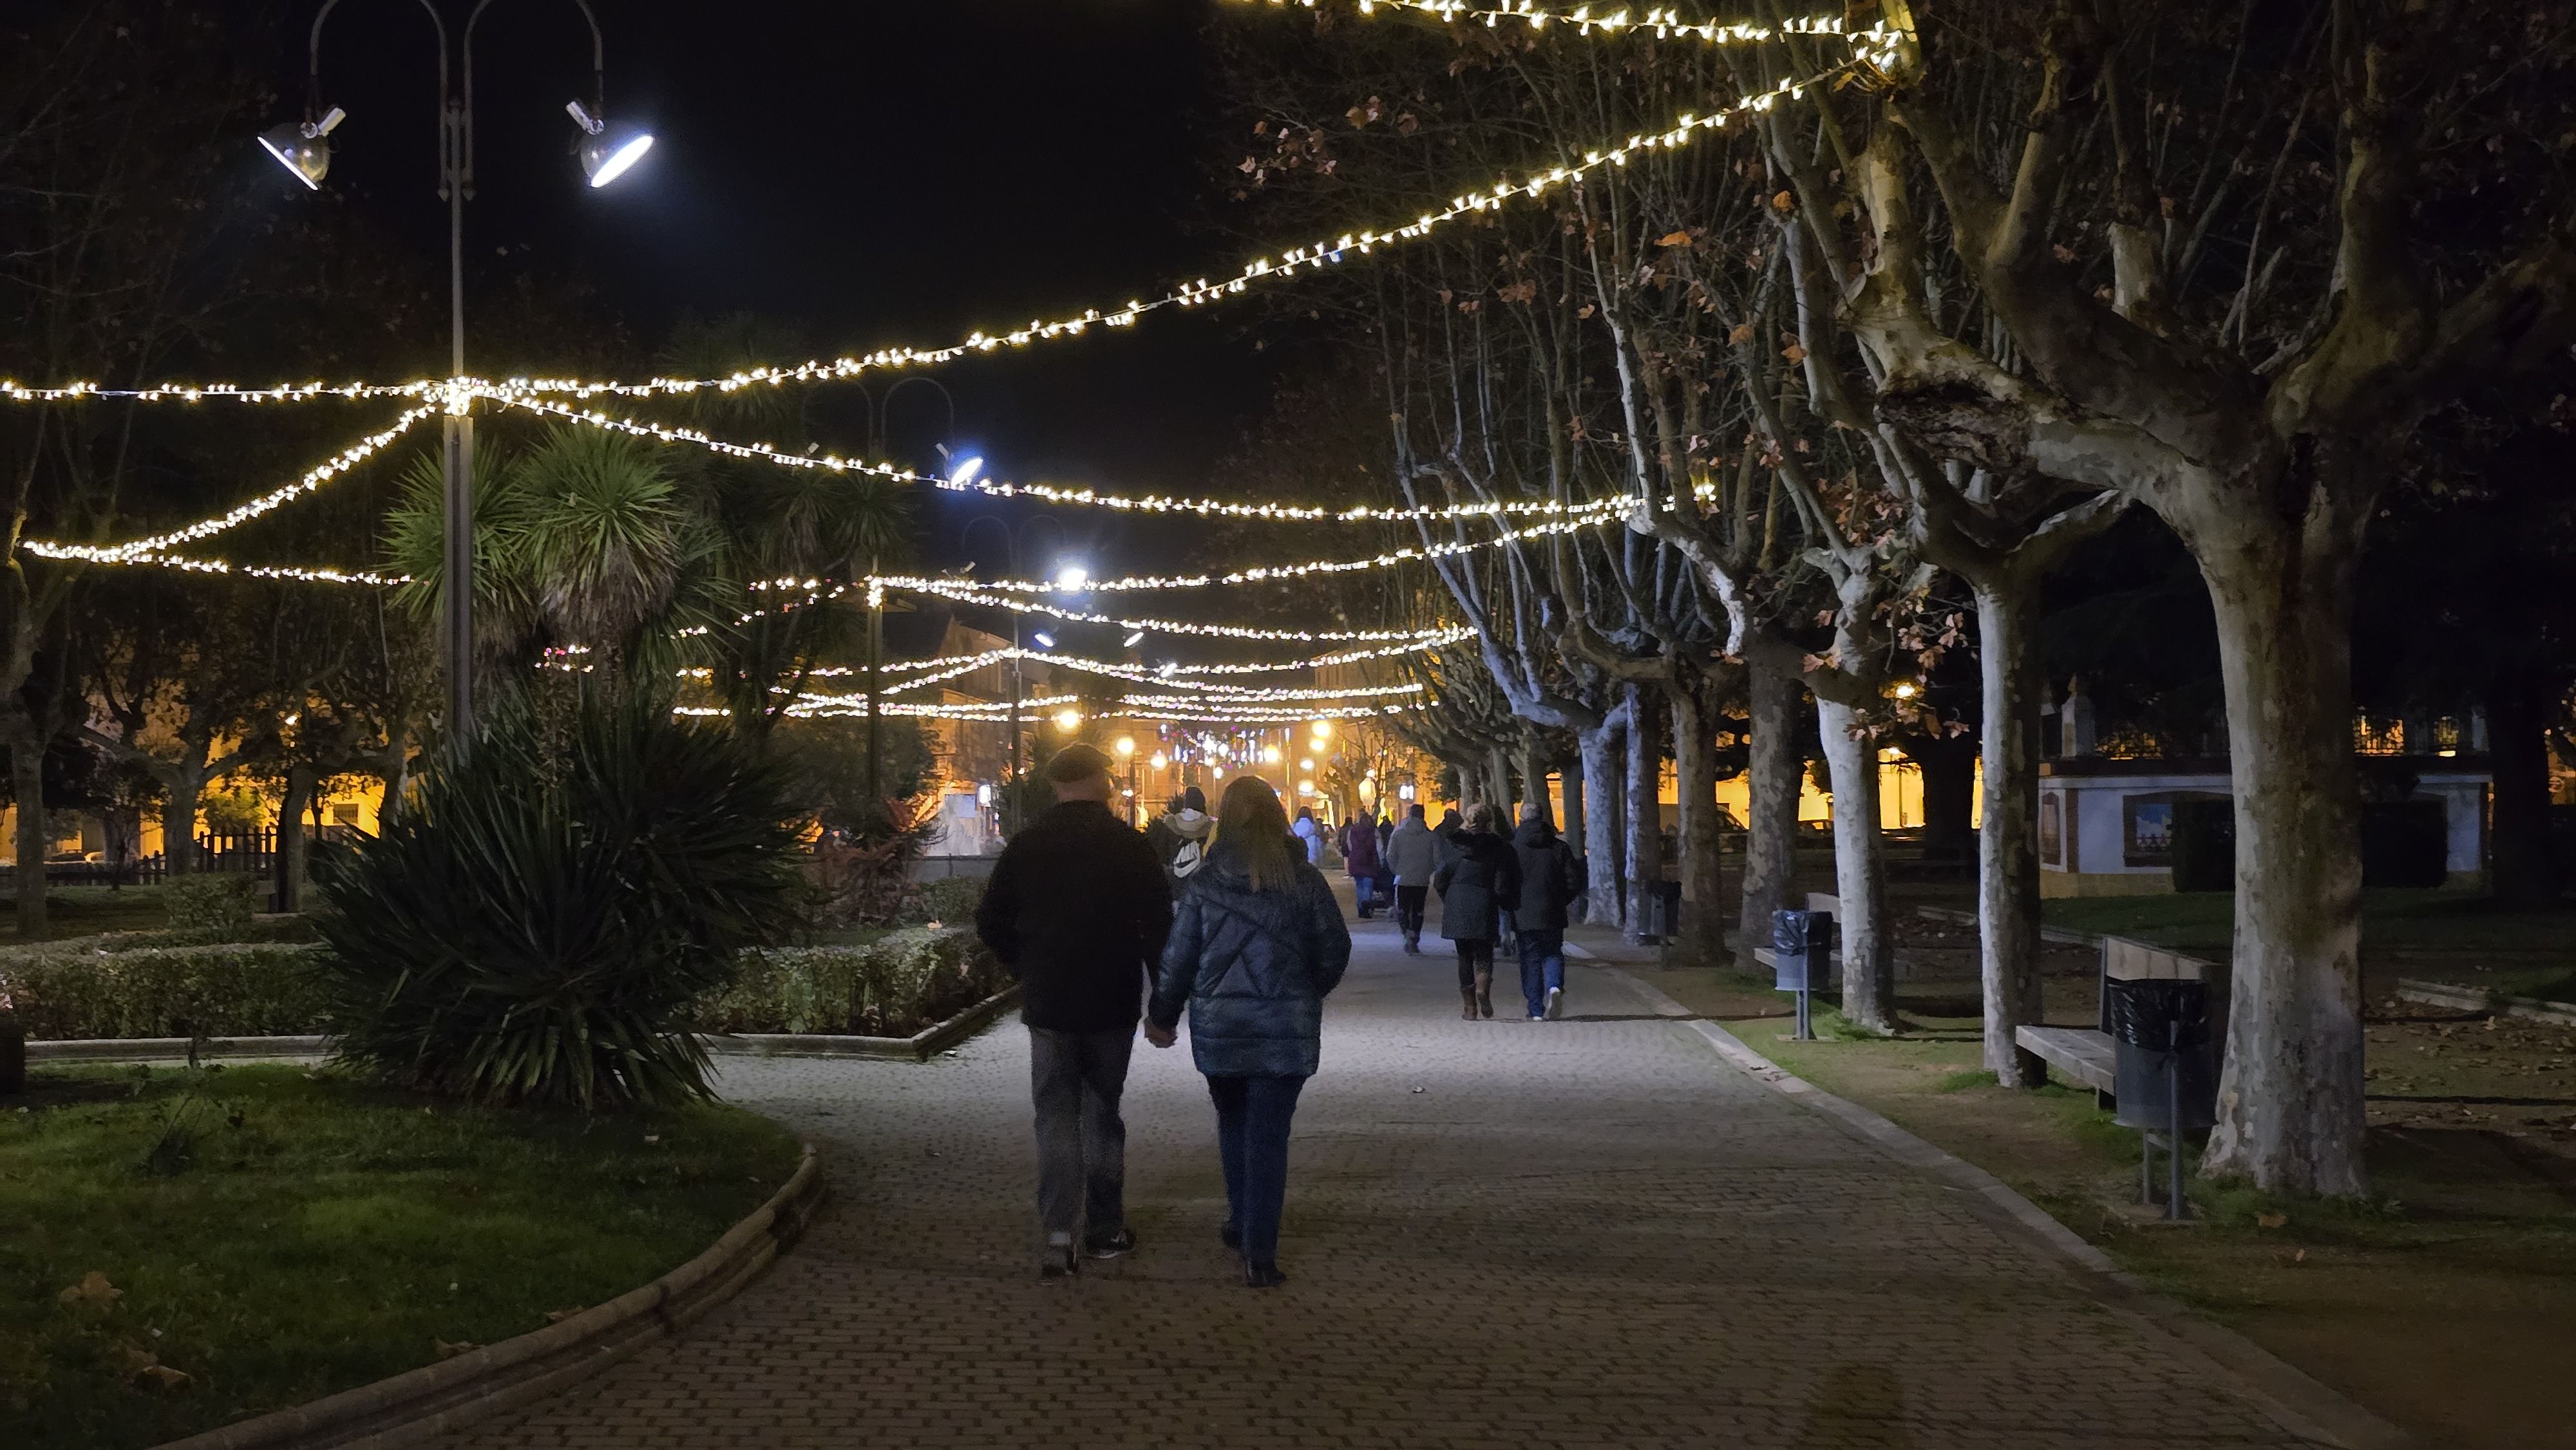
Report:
701,983,1021,1062
149,1142,828,1450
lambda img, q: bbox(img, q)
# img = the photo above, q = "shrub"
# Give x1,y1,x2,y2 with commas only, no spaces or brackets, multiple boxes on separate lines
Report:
694,927,1010,1039
0,943,329,1040
2361,799,2449,888
312,684,806,1110
905,874,987,928
161,873,261,936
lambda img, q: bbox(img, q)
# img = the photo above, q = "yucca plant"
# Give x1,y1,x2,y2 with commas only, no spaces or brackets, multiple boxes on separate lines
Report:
312,683,804,1109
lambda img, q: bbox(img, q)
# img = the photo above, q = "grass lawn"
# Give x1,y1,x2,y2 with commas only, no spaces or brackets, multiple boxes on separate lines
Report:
2043,887,2576,978
0,1062,802,1449
0,886,172,946
1628,959,2576,1450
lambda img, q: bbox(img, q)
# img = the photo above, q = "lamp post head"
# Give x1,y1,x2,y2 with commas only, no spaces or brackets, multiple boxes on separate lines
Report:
567,100,654,188
260,107,343,189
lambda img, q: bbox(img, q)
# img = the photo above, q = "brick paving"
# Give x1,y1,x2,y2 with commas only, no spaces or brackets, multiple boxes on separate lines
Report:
451,907,2319,1449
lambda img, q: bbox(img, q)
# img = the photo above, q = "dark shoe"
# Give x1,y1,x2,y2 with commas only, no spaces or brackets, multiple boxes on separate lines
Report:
1243,1261,1287,1289
1461,987,1479,1020
1040,1245,1079,1279
1473,970,1494,1019
1220,1223,1242,1251
1084,1228,1136,1260
1544,986,1564,1020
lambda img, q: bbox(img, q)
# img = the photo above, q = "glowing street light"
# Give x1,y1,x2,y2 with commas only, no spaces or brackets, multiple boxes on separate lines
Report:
1053,708,1083,731
1052,564,1091,593
1262,745,1283,765
1150,751,1168,770
1030,632,1056,649
567,100,654,187
258,108,343,189
1309,720,1333,740
947,455,987,488
1115,737,1137,758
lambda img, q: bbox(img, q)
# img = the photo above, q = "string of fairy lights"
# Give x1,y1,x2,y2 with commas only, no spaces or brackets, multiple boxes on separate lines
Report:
0,8,1908,737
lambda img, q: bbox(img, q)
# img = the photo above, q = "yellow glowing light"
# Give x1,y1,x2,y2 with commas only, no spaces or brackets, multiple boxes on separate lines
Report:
1892,682,1918,699
1310,720,1333,739
1262,745,1283,764
1053,708,1083,731
1150,752,1170,770
1299,758,1316,773
1298,780,1316,795
1115,736,1137,757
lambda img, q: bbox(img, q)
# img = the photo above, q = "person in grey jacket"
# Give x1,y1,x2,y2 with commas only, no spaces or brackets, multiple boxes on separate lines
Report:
1510,805,1585,1019
1385,804,1439,954
1432,805,1520,1020
1144,775,1352,1288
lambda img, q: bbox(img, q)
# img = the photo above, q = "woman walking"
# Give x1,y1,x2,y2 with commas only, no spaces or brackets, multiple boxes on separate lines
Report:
1144,776,1352,1288
1432,805,1520,1020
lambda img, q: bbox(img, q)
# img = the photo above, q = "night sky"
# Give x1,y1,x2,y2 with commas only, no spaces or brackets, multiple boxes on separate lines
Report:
296,0,1273,583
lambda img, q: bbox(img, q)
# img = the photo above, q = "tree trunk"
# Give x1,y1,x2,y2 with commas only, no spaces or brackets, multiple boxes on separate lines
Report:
1913,733,1976,862
278,764,317,915
10,724,46,940
2194,499,2369,1198
1562,745,1587,916
1738,652,1803,971
1817,697,1897,1033
1484,745,1515,820
1518,737,1548,825
2486,672,2561,908
1581,714,1625,927
1669,679,1723,968
162,769,205,877
1623,683,1663,948
1975,577,2049,1086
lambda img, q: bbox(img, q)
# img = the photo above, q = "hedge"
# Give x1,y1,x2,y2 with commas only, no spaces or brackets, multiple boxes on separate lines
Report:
0,925,1009,1045
0,942,332,1041
694,927,1011,1039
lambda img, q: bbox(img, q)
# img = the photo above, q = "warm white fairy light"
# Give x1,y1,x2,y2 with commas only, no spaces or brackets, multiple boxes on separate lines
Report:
19,408,434,565
885,578,1457,644
79,553,412,587
854,648,1432,702
454,66,1859,405
0,378,447,405
1239,1,1878,50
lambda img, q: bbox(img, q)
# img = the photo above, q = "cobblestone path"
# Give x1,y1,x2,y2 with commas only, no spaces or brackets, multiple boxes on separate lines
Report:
455,912,2323,1449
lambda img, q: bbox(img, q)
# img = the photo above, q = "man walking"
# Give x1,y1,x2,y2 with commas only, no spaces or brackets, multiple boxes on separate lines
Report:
1387,803,1437,954
1145,786,1215,890
975,744,1175,1277
1510,803,1584,1019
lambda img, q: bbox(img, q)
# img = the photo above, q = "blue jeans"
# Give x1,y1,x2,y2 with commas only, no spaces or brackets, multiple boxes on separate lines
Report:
1515,929,1566,1017
1206,1073,1307,1268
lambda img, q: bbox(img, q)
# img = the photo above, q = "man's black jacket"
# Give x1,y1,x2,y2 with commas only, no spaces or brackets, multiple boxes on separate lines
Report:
974,800,1175,1033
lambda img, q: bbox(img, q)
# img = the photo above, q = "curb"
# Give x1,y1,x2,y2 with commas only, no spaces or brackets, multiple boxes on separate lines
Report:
26,990,1020,1068
703,985,1020,1062
1596,963,2418,1450
153,1143,829,1450
2394,977,2576,1026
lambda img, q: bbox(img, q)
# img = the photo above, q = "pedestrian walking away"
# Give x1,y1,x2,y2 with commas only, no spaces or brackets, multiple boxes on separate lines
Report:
1508,804,1584,1020
1431,804,1520,1020
1341,807,1383,918
973,743,1175,1278
1146,786,1215,891
1385,803,1437,954
1144,775,1352,1288
1291,806,1323,867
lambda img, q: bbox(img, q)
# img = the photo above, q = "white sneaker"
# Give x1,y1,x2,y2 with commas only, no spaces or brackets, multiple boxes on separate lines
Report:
1544,986,1563,1020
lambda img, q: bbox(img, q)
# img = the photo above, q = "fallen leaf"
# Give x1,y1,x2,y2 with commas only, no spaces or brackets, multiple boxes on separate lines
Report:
433,1339,478,1361
1783,343,1808,364
2293,1248,2308,1263
1655,230,1693,248
2052,243,2077,263
2256,1212,2287,1229
141,1364,191,1389
1770,189,1794,212
59,1271,122,1307
544,1307,587,1324
1728,321,1756,345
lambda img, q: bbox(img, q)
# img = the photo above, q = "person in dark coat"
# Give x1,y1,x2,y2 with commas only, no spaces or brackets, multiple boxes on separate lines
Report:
1510,805,1585,1020
1341,809,1383,918
1431,804,1520,1020
1385,804,1439,954
1144,775,1352,1288
974,744,1175,1278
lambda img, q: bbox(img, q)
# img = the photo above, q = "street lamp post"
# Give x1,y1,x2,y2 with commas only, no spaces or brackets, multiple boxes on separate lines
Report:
958,513,1068,836
264,0,653,743
856,378,957,802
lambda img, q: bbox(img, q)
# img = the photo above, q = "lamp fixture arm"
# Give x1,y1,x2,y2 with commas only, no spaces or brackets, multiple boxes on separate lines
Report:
305,0,456,195
462,0,608,194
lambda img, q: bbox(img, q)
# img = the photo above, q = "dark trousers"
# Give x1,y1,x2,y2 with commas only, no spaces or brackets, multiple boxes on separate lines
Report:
1516,928,1566,1017
1028,1026,1133,1247
1207,1073,1307,1267
1452,937,1495,987
1395,884,1428,940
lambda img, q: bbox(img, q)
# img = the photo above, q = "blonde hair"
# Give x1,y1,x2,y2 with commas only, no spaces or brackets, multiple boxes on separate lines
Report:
1215,775,1296,893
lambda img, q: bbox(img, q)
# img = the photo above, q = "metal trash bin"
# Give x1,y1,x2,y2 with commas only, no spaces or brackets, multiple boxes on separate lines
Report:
2105,976,2217,1218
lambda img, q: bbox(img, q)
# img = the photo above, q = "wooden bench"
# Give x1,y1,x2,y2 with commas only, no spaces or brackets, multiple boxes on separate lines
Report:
2018,935,2227,1103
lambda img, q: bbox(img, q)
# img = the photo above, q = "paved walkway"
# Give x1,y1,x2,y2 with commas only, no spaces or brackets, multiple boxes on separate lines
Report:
453,910,2322,1449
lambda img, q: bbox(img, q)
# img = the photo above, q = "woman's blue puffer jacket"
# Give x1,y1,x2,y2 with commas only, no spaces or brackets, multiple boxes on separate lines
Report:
1148,843,1352,1078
